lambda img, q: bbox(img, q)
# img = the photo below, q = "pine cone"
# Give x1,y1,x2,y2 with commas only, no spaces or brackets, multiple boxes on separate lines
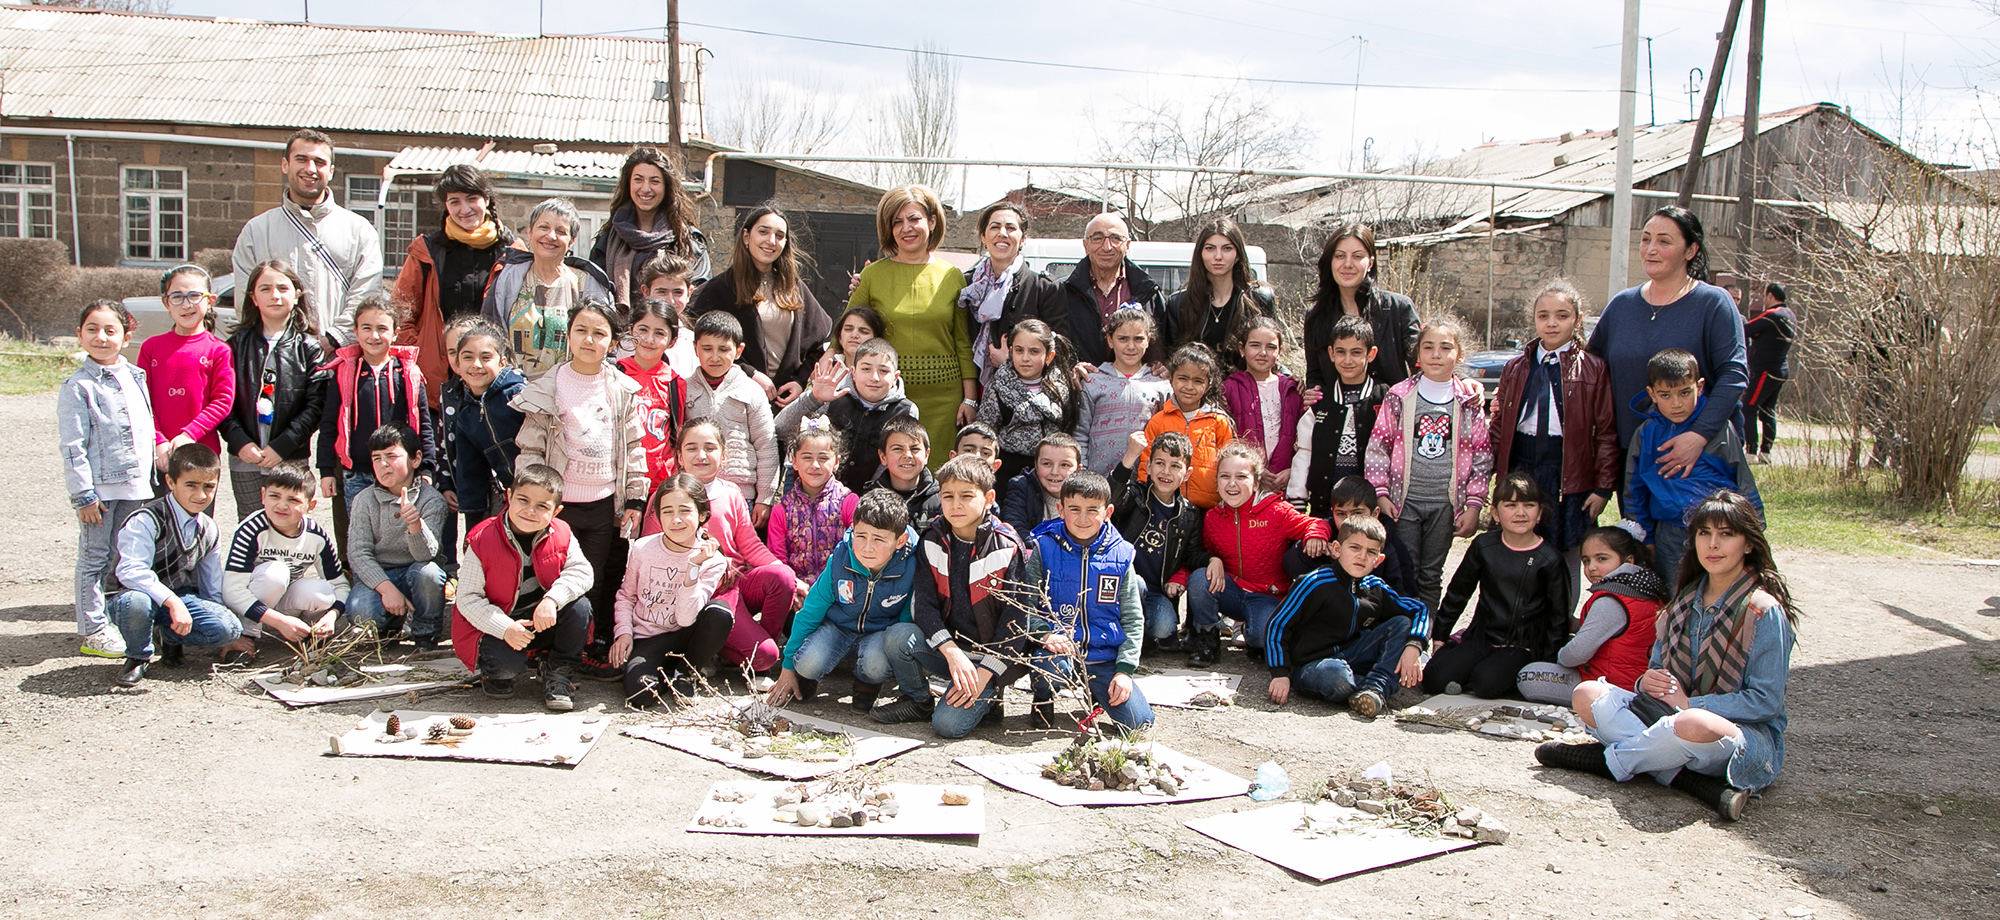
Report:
428,723,449,740
450,715,476,730
385,715,401,735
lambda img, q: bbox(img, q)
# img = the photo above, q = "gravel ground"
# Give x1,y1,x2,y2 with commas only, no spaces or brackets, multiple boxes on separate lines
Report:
2,390,1996,920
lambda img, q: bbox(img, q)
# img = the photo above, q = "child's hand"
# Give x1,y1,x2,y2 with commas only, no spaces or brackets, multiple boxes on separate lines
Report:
1072,363,1097,387
1107,672,1134,706
987,342,1008,370
690,537,719,567
320,477,340,503
531,598,557,633
809,352,850,404
941,643,984,708
1268,675,1291,705
752,503,771,531
238,444,265,465
1303,538,1331,558
398,495,424,531
765,669,801,706
155,442,173,472
775,382,803,407
1452,507,1480,537
502,621,535,650
1124,430,1148,465
1164,581,1184,600
378,582,410,617
76,502,104,526
620,508,642,538
1377,496,1399,520
310,611,338,638
257,450,284,469
1301,385,1323,406
1041,633,1074,656
165,596,193,636
1260,468,1290,492
1205,558,1226,594
265,612,311,642
1397,645,1425,688
1583,493,1608,520
442,489,459,513
609,634,632,669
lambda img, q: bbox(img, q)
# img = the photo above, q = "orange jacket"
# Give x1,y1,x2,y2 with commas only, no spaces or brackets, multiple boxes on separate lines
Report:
391,230,518,407
1138,402,1234,509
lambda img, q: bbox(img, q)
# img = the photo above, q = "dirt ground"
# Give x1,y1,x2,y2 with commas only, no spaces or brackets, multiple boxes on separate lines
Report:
2,389,1996,920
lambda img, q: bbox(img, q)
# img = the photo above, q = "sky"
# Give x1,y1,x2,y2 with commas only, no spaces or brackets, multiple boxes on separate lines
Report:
169,0,1999,207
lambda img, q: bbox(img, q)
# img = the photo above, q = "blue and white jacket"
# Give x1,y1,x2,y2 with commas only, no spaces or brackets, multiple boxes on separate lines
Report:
1028,519,1144,673
57,359,156,508
1265,566,1429,679
779,526,920,671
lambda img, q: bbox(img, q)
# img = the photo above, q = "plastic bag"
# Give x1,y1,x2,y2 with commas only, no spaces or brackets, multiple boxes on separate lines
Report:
1248,760,1289,801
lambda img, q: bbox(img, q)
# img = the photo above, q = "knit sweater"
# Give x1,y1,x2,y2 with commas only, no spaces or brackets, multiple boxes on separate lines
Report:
345,481,447,592
977,362,1073,457
232,195,383,342
1076,365,1171,475
138,329,235,452
614,534,727,640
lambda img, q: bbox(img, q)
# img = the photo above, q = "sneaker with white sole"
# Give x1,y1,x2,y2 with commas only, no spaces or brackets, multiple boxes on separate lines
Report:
79,628,126,659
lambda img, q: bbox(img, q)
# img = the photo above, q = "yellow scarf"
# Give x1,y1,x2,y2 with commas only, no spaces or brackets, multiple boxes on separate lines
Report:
443,218,500,248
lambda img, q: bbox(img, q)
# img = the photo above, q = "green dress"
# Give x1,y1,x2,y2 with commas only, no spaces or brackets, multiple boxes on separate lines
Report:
850,258,973,468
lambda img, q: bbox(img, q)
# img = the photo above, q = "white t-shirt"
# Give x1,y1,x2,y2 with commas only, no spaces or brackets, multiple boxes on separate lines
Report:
1257,375,1283,448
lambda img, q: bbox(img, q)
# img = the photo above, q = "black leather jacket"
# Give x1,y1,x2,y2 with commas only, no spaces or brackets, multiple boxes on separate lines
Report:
221,325,329,462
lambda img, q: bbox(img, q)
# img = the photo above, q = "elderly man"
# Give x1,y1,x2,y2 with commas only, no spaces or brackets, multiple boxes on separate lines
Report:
1056,213,1172,366
232,129,382,346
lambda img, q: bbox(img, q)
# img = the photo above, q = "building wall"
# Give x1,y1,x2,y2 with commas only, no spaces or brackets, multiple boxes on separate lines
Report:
1399,229,1569,348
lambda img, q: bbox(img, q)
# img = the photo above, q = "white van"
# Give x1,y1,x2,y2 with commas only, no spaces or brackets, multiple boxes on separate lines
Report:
1018,239,1269,294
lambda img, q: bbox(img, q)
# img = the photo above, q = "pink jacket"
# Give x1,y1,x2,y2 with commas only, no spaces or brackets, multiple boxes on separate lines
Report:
1364,375,1493,516
615,534,727,640
1222,370,1305,471
704,479,786,571
138,329,235,451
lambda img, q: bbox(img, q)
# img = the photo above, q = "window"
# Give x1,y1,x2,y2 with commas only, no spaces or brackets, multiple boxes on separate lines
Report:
0,162,57,240
122,167,185,261
348,175,417,276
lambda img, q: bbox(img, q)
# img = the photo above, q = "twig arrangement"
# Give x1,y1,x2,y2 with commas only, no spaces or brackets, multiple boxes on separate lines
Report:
642,655,858,763
1394,702,1590,743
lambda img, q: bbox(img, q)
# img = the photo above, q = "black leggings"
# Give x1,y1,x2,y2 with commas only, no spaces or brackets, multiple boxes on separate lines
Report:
1421,635,1537,699
559,496,624,648
623,604,733,703
1747,372,1786,455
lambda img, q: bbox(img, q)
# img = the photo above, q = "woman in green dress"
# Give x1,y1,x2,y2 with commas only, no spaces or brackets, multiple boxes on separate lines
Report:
848,185,976,467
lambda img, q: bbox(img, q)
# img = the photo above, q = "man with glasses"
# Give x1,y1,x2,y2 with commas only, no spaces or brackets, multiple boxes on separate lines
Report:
1057,213,1171,367
232,129,383,348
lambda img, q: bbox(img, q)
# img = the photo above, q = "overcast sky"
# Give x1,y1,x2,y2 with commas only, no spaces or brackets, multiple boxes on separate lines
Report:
174,0,1995,205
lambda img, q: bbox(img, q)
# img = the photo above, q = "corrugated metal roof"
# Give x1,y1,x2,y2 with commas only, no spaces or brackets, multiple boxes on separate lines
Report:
386,146,627,181
0,7,703,144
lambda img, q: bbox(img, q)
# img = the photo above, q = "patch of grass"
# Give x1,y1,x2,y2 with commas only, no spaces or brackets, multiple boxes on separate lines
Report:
1759,464,2000,558
0,335,79,395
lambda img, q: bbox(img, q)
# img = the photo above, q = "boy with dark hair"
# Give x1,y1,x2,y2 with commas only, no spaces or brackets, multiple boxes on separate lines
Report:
953,422,1003,472
1108,429,1210,656
875,454,1035,736
775,337,919,492
106,444,241,687
687,310,780,511
1265,516,1430,717
1291,315,1382,516
1025,470,1155,731
1284,474,1418,599
869,415,941,534
1627,348,1762,583
450,463,594,710
766,488,920,712
344,424,450,649
999,432,1081,539
220,463,347,661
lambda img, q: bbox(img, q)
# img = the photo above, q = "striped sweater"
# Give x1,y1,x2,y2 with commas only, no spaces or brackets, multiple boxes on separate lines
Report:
222,510,348,624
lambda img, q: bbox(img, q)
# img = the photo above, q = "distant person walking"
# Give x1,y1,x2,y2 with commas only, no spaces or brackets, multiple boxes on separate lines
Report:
1743,282,1797,464
232,129,382,347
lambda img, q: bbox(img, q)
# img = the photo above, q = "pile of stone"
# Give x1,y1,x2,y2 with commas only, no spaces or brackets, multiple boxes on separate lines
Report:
1310,773,1509,844
1041,738,1184,796
1394,703,1591,743
767,783,900,827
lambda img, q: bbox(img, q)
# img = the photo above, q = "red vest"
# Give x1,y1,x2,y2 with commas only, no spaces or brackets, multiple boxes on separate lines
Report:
450,514,574,671
324,343,426,469
1576,591,1662,687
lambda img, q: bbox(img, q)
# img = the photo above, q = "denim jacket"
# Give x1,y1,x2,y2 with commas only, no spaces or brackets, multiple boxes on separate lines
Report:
58,361,155,508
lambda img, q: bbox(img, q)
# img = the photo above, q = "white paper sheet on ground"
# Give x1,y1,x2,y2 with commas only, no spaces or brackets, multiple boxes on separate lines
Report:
1410,693,1578,740
954,743,1249,807
686,782,984,836
1184,802,1480,881
1133,670,1242,709
252,658,474,707
623,702,922,779
327,710,607,767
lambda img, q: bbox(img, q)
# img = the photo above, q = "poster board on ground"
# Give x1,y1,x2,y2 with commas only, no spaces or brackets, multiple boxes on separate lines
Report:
1133,670,1241,709
953,744,1248,807
1183,802,1480,881
686,781,983,836
327,710,606,767
252,658,474,707
624,705,922,779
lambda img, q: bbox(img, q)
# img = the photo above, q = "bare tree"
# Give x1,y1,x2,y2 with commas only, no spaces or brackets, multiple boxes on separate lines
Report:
882,41,960,190
1060,84,1313,227
711,74,849,156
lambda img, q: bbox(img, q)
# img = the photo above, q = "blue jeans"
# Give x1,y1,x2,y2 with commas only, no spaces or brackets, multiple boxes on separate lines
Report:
1291,616,1411,703
1585,682,1742,785
1141,588,1179,640
882,621,1003,739
346,562,448,640
109,589,242,660
74,498,144,635
791,623,894,685
1184,568,1280,647
1030,654,1155,731
1653,522,1689,586
342,471,377,504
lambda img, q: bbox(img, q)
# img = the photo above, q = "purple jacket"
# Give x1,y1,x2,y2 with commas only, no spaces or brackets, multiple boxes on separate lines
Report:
1223,371,1305,471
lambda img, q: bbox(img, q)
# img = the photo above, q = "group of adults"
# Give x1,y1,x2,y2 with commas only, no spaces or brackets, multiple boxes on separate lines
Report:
227,128,1786,484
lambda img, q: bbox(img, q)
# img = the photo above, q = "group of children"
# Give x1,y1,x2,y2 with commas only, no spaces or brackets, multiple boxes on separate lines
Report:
58,260,1791,812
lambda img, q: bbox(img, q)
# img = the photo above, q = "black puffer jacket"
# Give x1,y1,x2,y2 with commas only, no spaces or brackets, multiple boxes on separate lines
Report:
1302,288,1421,389
1056,259,1172,367
1435,530,1571,657
220,325,329,462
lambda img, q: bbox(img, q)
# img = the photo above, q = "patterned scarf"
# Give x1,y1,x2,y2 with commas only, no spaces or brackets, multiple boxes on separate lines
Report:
958,255,1019,379
1594,565,1669,603
605,205,683,305
777,474,853,584
1656,572,1761,696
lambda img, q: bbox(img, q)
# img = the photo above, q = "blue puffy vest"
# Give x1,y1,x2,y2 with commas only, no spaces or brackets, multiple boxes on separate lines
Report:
1031,519,1133,664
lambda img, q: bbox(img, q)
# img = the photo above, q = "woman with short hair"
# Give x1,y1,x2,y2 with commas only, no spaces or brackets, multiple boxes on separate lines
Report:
848,185,975,465
483,198,615,378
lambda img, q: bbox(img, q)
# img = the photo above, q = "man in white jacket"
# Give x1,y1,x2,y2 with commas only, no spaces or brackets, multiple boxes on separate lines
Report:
232,128,382,346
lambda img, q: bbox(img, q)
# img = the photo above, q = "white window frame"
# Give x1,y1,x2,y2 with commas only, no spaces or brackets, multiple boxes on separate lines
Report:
0,161,58,241
349,175,418,278
121,166,187,263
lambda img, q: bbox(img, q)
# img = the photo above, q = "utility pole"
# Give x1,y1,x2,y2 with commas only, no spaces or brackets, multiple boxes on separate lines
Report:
1736,0,1766,245
1349,36,1366,170
1645,35,1657,126
1609,0,1641,299
1677,0,1746,210
667,0,684,158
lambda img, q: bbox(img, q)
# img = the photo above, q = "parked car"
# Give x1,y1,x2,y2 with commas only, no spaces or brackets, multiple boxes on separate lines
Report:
1459,343,1519,403
121,275,236,360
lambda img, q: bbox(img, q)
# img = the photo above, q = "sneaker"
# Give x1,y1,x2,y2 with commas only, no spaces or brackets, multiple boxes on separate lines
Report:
849,682,879,713
114,657,149,688
411,636,441,653
1534,740,1616,779
1186,630,1221,668
574,655,622,683
483,676,517,699
79,628,126,659
541,662,576,712
869,695,935,724
1669,769,1750,821
379,614,407,642
1156,632,1185,653
1348,689,1385,718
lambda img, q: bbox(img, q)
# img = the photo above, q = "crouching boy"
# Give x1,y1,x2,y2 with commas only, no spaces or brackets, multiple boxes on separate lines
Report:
220,462,348,660
767,488,920,713
1026,470,1155,732
873,455,1035,736
1265,516,1430,718
344,424,449,648
450,463,593,711
106,444,241,687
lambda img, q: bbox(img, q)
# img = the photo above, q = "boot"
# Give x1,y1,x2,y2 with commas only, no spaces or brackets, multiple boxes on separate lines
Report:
1186,629,1221,668
1669,769,1749,821
1534,740,1616,779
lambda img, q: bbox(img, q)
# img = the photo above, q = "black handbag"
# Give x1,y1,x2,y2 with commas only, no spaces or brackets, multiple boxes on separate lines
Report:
1626,688,1679,725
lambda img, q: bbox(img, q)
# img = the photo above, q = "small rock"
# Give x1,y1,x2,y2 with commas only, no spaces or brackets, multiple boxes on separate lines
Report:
940,788,972,806
1868,883,1889,893
1119,764,1146,784
1355,800,1386,815
867,890,888,902
1784,908,1814,919
1474,819,1510,845
1155,778,1179,796
1333,790,1356,807
1087,780,1106,792
1923,805,1943,817
796,803,825,825
1454,807,1483,827
881,800,901,818
774,789,803,807
830,813,853,828
1546,862,1563,874
850,809,869,826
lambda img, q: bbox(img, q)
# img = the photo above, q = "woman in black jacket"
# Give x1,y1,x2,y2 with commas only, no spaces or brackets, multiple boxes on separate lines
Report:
959,202,1065,388
589,146,710,308
221,260,329,520
685,204,830,407
1164,217,1276,375
1302,222,1421,392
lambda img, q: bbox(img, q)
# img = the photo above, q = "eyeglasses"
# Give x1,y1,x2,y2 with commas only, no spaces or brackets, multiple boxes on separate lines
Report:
1085,233,1129,246
164,292,213,306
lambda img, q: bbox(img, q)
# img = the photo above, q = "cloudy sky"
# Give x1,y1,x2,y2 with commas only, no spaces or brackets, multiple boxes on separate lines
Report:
176,0,1996,204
